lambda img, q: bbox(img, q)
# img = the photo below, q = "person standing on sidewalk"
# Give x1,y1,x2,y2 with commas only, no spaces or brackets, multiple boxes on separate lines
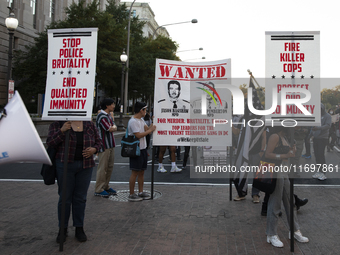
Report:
311,103,331,181
94,98,117,198
128,102,156,202
157,146,182,173
47,120,101,243
265,126,309,248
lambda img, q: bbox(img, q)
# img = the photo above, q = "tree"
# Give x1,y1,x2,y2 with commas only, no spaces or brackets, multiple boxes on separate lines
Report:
13,0,179,112
128,36,179,104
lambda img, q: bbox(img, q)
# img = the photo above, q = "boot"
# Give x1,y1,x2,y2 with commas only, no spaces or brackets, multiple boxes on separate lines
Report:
56,227,68,243
294,194,308,210
75,227,87,242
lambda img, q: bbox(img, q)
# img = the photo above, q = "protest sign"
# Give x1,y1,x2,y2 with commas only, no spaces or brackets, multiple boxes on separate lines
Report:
265,31,320,126
42,28,98,121
153,59,232,146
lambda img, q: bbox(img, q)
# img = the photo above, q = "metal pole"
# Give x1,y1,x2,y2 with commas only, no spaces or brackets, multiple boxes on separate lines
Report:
289,127,295,252
152,20,197,39
151,146,155,199
117,63,125,130
290,177,294,252
124,0,136,114
6,30,14,104
229,146,233,201
59,129,70,251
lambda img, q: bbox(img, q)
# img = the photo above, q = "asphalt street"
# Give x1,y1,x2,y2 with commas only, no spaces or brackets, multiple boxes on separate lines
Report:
1,133,340,185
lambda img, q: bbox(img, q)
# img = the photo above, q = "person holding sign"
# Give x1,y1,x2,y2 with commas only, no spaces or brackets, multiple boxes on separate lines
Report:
47,120,101,243
127,102,156,202
94,98,117,198
265,126,309,248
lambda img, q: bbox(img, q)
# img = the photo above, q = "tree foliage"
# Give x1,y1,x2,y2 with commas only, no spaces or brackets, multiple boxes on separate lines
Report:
13,0,178,112
321,87,340,110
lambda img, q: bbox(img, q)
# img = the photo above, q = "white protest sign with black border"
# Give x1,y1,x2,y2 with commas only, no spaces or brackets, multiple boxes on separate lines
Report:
42,27,98,121
265,31,320,126
153,59,232,146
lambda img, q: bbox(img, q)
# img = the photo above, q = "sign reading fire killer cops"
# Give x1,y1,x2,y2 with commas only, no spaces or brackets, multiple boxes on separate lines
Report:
42,27,98,121
265,31,320,126
153,59,232,146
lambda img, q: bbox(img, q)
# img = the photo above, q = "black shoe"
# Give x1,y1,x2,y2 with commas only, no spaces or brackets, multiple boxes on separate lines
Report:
294,195,308,211
56,227,68,243
75,227,87,242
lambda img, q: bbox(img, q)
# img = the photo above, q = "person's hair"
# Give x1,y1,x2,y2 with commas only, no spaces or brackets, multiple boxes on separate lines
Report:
100,98,115,110
168,80,181,98
269,126,289,137
144,112,150,121
134,102,147,113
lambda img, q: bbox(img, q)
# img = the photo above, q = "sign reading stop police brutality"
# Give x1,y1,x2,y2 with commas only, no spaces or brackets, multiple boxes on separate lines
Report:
153,59,232,146
42,28,98,121
265,31,320,126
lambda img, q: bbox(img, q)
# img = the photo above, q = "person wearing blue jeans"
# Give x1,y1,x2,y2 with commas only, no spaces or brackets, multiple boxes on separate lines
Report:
47,120,101,243
56,160,93,231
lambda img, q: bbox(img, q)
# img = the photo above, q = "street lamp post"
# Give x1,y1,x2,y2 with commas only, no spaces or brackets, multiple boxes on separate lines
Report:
5,7,18,104
118,50,128,131
152,19,198,39
124,0,136,115
177,47,203,53
183,57,206,61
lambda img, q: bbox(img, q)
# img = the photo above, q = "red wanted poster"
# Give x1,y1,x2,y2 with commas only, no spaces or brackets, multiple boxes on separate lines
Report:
265,31,320,126
153,59,232,146
42,27,98,121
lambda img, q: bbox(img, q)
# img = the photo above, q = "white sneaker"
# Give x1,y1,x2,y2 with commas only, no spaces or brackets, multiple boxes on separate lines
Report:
312,172,321,179
318,173,327,181
267,235,284,248
170,166,182,173
289,230,309,243
157,166,167,173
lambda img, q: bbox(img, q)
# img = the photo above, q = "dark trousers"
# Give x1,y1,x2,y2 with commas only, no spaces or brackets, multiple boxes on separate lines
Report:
56,159,93,228
183,146,191,167
313,138,328,165
304,135,311,156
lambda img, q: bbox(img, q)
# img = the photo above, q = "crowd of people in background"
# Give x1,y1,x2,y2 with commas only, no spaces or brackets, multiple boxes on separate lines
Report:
47,98,338,246
230,102,338,248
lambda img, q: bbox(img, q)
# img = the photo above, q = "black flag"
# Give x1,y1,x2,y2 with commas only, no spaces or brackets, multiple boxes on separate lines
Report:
233,77,266,197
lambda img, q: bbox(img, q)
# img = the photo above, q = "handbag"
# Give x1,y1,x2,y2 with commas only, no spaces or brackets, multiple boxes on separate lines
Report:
121,124,140,157
40,121,64,185
252,160,277,194
40,146,57,185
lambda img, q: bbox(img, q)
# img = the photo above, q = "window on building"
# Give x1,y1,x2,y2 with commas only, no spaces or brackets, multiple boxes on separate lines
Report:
30,0,37,29
49,0,55,22
7,0,14,9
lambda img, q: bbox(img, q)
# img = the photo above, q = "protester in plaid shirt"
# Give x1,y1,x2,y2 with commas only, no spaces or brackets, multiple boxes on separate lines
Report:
47,120,101,243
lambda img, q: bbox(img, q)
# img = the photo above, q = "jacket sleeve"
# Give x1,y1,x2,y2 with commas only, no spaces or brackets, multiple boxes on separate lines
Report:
92,122,102,153
46,122,65,148
98,114,111,131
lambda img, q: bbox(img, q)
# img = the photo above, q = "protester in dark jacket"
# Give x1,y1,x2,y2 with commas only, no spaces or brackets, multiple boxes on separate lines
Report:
47,120,101,243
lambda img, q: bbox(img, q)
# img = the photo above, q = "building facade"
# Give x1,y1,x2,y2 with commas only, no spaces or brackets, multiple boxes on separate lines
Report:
0,0,120,106
0,1,165,107
121,2,169,39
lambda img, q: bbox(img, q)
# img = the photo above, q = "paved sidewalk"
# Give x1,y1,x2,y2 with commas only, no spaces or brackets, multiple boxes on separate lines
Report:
0,181,339,255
